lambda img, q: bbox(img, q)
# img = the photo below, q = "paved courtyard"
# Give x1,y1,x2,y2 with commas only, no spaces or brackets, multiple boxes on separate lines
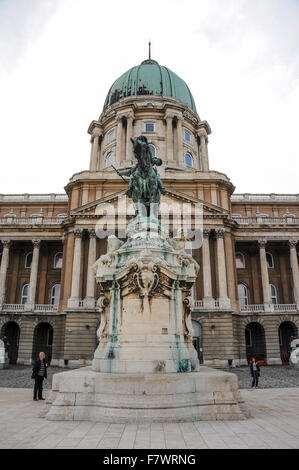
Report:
0,386,299,449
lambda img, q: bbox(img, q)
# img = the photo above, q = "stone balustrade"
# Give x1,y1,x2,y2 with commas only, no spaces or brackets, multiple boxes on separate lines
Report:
240,304,297,313
0,216,67,225
0,194,68,202
1,304,58,312
233,216,299,226
232,194,299,202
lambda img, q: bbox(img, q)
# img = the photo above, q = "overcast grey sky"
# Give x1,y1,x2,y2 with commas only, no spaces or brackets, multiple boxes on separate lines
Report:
0,0,298,195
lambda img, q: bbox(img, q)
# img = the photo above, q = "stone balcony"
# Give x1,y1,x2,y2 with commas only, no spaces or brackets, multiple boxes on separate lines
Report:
0,216,67,226
240,304,298,314
1,304,58,313
233,216,299,226
193,300,298,314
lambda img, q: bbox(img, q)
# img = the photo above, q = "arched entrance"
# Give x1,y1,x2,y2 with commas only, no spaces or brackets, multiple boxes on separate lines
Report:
245,322,266,363
32,323,53,364
279,321,298,365
0,322,20,364
192,320,203,364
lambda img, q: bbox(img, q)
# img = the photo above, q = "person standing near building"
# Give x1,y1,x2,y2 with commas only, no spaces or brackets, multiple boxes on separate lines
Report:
250,357,260,388
32,351,48,401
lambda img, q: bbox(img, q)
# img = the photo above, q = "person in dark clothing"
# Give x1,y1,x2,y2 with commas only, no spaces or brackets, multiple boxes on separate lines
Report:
32,352,48,401
250,357,260,388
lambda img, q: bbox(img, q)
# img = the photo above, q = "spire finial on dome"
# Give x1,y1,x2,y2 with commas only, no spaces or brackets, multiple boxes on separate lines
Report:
148,40,151,60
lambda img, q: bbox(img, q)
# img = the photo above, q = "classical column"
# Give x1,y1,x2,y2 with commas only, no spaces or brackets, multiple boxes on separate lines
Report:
289,240,299,306
115,115,123,165
165,114,174,162
84,229,97,308
89,130,101,172
176,116,183,164
67,229,82,308
125,113,134,161
215,229,230,309
258,239,272,310
27,239,41,310
198,131,209,171
0,239,10,305
202,229,214,308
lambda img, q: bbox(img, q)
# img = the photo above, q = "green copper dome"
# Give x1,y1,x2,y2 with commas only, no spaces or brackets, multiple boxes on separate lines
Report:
103,58,196,112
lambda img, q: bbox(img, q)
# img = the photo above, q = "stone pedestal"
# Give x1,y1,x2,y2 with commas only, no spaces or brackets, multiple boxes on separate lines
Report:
45,215,249,422
46,367,248,422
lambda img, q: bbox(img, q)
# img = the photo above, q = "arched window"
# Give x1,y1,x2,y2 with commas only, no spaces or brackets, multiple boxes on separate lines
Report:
50,284,60,306
148,144,156,157
21,284,29,304
238,283,249,306
184,152,193,167
105,151,115,167
266,252,274,268
235,252,246,269
269,284,278,304
54,252,63,269
25,252,33,269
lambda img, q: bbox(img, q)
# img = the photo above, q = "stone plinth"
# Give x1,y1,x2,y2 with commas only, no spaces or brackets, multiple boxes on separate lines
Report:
45,366,249,423
45,215,249,422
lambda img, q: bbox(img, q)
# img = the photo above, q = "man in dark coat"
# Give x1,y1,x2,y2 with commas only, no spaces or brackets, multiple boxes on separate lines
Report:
32,351,48,401
250,357,260,388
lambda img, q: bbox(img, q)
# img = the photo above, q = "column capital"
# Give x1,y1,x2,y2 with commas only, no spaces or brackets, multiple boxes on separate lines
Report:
289,239,298,248
123,111,134,120
258,239,267,248
197,129,208,139
73,229,83,239
215,228,225,238
32,239,41,248
203,229,211,238
89,229,96,238
1,239,11,248
164,112,175,120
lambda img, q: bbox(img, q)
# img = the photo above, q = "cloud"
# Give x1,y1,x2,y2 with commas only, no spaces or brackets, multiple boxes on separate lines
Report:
0,0,298,194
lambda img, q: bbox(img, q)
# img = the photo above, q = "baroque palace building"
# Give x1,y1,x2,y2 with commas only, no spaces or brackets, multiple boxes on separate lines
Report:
1,54,299,368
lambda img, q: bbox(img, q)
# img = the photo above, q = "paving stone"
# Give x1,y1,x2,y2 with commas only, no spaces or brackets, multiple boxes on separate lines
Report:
0,385,299,449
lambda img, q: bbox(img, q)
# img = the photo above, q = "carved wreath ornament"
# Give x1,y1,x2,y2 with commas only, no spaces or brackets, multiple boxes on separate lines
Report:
132,260,159,299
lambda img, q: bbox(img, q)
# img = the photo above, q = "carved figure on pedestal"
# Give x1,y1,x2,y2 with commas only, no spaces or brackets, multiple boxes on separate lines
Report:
96,295,110,342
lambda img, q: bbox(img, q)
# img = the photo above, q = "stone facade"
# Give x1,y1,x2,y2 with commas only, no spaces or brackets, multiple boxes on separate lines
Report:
0,56,298,368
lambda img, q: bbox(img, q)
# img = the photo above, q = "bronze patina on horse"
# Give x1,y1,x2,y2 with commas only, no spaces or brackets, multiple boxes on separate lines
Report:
115,135,166,216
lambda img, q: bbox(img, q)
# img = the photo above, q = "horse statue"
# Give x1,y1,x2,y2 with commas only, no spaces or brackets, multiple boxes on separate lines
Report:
115,135,166,216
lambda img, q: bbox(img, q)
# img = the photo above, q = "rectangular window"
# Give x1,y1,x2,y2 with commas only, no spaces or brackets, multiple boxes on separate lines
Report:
107,129,116,143
145,122,154,132
184,130,191,142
